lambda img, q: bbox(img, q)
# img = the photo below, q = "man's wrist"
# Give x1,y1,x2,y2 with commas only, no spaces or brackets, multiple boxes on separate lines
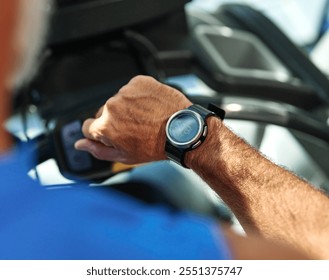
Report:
184,116,224,170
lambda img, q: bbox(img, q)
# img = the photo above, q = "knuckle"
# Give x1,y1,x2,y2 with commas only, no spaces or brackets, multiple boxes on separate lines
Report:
117,85,130,96
129,75,155,86
129,75,144,84
105,97,118,111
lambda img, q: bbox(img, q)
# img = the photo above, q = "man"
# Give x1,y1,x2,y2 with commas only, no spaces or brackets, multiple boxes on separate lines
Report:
75,75,329,260
0,0,319,259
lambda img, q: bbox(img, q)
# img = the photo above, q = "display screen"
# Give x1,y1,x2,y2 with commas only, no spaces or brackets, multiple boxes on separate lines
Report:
169,113,200,143
60,120,92,172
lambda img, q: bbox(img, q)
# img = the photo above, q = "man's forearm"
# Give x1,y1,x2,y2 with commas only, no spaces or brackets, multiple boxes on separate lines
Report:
186,116,329,259
76,76,329,259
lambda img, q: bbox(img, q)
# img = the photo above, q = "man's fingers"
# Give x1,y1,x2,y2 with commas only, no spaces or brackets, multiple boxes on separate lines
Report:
81,105,105,140
75,139,122,162
74,138,91,152
81,117,107,141
81,117,114,147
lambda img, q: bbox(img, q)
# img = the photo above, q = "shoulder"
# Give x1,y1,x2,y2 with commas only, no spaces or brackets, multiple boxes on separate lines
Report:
0,146,231,259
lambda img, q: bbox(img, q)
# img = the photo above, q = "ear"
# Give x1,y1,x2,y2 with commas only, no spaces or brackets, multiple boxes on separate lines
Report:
0,0,19,86
0,0,19,152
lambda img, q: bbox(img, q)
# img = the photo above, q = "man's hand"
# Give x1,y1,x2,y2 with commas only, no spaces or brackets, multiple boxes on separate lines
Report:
74,75,329,259
75,75,192,164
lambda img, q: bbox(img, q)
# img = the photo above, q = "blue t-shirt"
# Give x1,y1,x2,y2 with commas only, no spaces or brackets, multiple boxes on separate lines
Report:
0,144,231,260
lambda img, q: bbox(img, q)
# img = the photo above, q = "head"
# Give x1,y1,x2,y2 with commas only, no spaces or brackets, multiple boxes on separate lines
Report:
0,0,52,153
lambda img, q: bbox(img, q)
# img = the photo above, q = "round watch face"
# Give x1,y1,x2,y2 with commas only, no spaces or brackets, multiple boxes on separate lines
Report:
166,110,204,148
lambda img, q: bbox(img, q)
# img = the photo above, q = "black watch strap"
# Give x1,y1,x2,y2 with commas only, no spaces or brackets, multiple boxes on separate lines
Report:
190,103,225,120
208,103,225,120
165,103,225,168
165,142,186,167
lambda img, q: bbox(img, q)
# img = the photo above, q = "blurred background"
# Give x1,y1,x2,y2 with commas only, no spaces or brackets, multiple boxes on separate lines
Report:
191,0,329,48
7,0,329,226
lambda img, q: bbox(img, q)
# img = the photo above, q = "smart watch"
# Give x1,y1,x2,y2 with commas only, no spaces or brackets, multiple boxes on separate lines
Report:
165,103,225,167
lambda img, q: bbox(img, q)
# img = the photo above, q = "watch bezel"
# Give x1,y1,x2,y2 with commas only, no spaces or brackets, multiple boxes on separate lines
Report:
165,109,205,149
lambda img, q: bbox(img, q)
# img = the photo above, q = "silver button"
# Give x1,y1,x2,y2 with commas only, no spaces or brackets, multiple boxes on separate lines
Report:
203,126,208,137
192,140,202,149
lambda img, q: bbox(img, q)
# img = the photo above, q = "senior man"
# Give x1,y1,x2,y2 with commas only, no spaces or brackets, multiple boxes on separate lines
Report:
0,0,324,259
